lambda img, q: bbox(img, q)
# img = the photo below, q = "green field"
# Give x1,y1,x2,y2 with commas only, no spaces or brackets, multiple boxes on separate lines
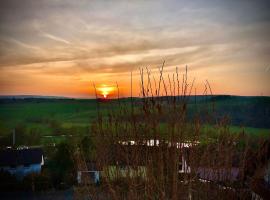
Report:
0,100,96,129
0,96,269,146
0,99,97,146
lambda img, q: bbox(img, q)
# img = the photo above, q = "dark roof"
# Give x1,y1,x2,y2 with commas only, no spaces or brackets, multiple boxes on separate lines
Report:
197,167,240,182
0,148,43,167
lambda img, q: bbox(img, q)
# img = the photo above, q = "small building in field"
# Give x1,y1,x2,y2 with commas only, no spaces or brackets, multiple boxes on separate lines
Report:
77,161,100,185
264,161,270,186
0,147,44,180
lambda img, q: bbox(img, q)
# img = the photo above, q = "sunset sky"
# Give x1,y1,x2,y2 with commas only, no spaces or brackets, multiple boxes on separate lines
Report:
0,0,270,98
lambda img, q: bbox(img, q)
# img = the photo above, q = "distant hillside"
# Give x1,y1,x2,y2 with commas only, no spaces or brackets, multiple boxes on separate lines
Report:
0,95,269,133
188,95,270,128
0,95,71,99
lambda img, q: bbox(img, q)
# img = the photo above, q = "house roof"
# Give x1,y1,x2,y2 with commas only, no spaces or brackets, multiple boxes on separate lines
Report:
0,148,43,167
197,167,240,182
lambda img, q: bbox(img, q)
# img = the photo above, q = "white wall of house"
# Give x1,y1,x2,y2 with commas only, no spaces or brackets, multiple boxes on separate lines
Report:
264,161,270,185
179,154,190,173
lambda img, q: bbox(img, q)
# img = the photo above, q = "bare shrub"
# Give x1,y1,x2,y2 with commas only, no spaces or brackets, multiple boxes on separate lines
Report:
76,64,269,200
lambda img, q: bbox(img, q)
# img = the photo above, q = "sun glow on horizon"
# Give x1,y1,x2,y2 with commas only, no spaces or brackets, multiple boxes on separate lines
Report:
97,85,116,98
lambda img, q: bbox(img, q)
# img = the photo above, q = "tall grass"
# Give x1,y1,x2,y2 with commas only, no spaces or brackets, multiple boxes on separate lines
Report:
76,64,269,199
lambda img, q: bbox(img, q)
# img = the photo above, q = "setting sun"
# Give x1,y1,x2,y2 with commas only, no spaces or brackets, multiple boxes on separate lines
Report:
97,85,116,98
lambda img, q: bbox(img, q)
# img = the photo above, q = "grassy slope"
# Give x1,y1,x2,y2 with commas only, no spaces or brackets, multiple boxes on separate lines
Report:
0,96,269,139
0,100,98,135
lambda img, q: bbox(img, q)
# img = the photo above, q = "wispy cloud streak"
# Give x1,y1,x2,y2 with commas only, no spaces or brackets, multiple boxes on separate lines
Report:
41,33,71,44
0,0,269,96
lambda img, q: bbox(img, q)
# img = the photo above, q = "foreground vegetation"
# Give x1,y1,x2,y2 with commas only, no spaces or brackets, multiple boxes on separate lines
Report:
82,66,270,199
0,67,269,199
